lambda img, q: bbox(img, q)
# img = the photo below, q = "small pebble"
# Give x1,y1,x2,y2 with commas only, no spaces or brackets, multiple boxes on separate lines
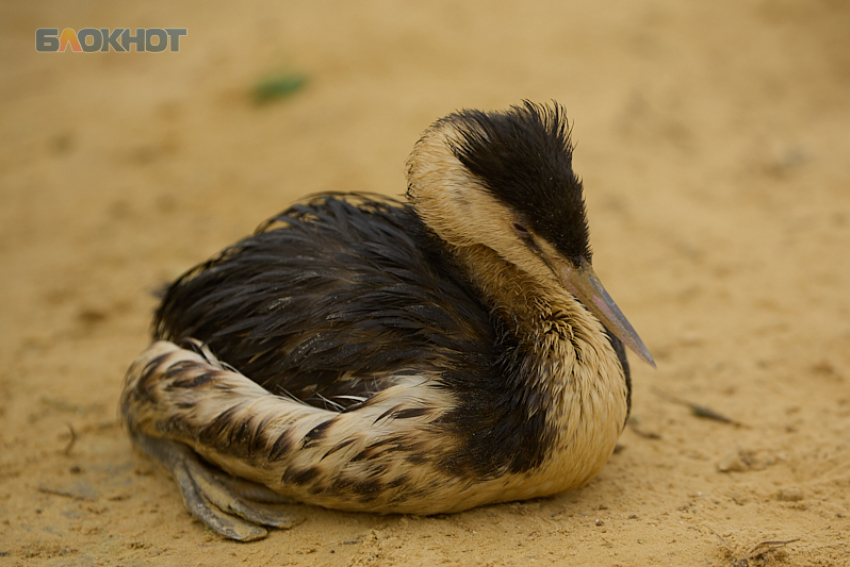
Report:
777,487,804,502
717,451,749,473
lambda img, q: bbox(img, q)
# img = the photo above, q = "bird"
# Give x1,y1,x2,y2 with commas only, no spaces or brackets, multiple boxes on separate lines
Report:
120,101,654,541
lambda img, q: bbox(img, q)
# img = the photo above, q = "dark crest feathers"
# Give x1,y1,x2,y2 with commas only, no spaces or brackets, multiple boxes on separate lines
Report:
445,101,592,262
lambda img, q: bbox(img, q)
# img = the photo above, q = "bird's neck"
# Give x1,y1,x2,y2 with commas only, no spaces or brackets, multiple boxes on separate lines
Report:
455,242,627,411
456,242,629,483
456,244,588,340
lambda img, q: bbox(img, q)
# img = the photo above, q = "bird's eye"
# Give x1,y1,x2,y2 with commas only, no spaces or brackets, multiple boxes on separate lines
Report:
512,223,531,237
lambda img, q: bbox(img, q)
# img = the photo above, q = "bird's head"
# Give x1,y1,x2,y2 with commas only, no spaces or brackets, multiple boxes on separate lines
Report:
407,101,654,366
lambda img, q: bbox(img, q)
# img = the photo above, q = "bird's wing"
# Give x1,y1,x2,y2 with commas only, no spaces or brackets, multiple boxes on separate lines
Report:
153,194,494,409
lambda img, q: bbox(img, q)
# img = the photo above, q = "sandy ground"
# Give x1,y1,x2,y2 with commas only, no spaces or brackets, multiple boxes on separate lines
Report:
2,1,850,565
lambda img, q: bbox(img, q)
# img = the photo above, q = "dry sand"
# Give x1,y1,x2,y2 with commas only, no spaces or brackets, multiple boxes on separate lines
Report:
2,1,849,565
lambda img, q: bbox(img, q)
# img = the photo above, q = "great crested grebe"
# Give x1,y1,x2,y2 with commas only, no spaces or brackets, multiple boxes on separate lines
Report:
121,101,654,540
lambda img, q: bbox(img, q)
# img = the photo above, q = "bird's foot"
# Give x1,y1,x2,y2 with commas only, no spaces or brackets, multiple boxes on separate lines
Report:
134,432,302,541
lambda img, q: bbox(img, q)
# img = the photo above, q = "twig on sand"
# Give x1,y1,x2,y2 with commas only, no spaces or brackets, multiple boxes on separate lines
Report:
64,423,77,456
709,526,799,566
653,388,744,426
37,484,95,501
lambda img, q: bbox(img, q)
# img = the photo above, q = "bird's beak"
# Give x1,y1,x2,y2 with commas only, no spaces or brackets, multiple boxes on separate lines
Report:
557,259,656,367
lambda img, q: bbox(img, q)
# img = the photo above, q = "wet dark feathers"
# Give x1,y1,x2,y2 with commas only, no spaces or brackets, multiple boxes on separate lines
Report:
154,195,493,405
153,194,566,474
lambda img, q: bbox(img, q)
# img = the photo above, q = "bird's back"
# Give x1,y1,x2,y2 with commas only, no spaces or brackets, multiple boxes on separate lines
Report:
153,194,496,409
